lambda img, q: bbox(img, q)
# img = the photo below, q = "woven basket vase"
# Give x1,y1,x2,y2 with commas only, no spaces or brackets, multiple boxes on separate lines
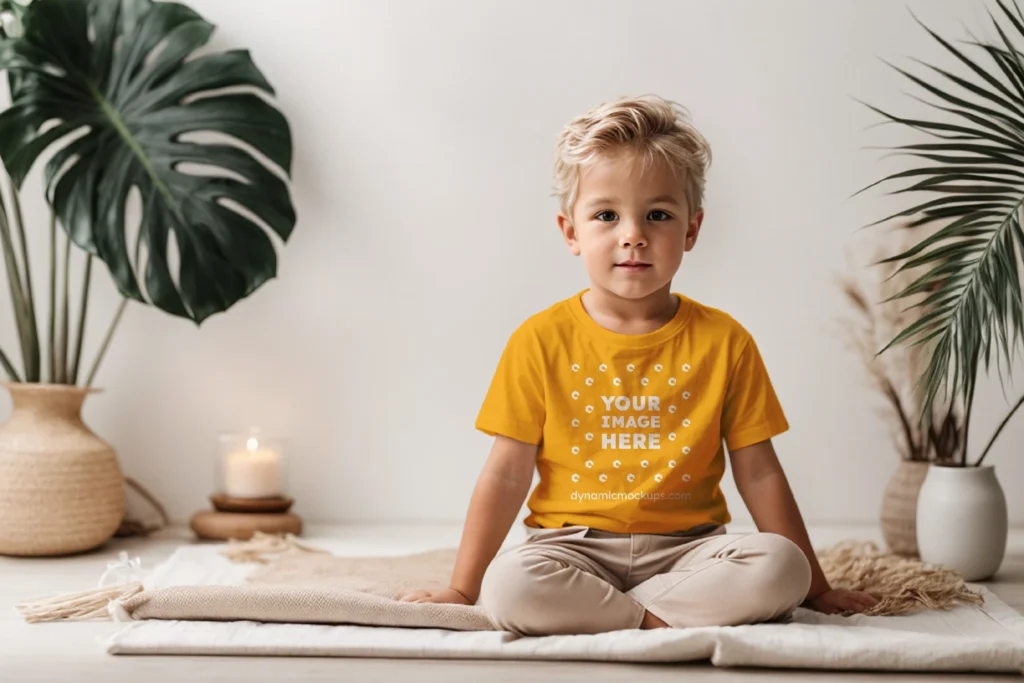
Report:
0,382,124,556
880,459,930,557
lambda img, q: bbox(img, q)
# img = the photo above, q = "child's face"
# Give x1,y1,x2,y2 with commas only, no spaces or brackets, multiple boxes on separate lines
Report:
557,149,703,302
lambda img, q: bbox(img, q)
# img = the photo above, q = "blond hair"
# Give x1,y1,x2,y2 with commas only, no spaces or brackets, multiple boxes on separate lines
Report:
553,94,712,219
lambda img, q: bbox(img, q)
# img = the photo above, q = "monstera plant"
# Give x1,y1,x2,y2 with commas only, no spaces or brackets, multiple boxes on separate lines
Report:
0,0,296,557
0,0,295,386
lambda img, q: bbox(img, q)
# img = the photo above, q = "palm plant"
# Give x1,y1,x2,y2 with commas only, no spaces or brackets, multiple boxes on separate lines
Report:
860,0,1024,467
0,0,295,387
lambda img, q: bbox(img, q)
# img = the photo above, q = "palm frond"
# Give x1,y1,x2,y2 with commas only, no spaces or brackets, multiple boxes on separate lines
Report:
862,1,1024,423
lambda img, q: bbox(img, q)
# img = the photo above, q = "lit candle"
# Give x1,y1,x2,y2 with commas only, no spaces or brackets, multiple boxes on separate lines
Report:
223,436,281,498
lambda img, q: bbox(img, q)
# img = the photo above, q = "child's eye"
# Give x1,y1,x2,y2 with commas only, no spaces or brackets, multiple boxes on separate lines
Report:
594,210,672,222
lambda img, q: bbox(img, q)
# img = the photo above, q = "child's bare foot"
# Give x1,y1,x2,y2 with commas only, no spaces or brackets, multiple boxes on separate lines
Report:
640,610,669,629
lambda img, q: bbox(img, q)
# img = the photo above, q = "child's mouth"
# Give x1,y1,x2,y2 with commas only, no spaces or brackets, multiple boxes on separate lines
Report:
616,263,651,271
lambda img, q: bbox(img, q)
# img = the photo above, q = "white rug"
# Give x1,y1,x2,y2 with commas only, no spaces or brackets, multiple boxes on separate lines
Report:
104,542,1024,673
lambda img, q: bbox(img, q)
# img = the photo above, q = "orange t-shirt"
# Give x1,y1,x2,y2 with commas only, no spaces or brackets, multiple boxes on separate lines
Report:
475,288,789,534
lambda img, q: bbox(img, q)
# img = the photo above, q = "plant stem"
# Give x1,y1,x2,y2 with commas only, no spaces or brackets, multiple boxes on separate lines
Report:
7,179,39,381
0,345,21,382
975,392,1024,467
47,214,56,382
0,179,31,381
884,380,919,459
69,255,92,385
85,298,128,389
56,231,71,383
960,355,977,467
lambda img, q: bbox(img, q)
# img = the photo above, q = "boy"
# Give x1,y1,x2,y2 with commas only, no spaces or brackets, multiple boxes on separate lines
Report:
401,95,878,635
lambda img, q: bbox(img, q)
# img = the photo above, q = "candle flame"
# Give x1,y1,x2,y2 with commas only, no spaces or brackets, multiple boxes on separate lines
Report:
246,437,259,451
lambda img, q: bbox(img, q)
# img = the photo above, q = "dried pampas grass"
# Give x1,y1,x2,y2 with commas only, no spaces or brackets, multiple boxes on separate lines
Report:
836,224,964,463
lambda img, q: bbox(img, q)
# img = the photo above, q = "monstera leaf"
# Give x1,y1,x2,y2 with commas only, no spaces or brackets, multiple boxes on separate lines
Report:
0,0,295,323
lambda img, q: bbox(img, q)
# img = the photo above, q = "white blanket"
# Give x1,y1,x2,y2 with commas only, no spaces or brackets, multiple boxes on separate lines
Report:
104,543,1024,673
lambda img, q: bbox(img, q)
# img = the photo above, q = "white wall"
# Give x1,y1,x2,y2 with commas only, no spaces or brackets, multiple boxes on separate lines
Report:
2,0,1020,526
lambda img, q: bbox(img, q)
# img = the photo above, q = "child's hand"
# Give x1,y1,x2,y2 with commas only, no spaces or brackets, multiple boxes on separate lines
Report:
398,587,474,605
805,588,880,615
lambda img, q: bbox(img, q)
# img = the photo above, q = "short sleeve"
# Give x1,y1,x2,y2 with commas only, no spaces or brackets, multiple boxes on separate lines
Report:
721,335,789,451
474,325,546,445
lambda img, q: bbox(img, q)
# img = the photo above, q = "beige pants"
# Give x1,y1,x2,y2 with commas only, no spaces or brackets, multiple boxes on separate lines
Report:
479,524,812,636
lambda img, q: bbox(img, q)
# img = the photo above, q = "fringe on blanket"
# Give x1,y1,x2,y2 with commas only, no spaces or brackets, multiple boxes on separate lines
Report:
222,531,328,563
818,540,983,616
13,533,324,623
14,534,983,622
15,550,146,623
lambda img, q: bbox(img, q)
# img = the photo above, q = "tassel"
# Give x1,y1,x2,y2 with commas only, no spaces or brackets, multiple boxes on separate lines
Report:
16,582,143,623
15,550,145,623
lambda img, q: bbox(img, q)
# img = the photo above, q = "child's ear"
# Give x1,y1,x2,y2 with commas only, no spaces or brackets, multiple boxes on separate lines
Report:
557,212,581,256
684,210,704,252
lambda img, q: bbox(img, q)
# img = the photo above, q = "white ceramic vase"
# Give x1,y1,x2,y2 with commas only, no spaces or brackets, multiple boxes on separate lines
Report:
916,463,1008,581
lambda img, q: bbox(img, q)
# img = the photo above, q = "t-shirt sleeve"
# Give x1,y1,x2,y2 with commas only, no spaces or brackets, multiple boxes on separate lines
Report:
721,335,789,451
474,324,546,445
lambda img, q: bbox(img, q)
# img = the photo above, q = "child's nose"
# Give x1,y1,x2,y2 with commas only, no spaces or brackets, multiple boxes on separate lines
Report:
619,224,648,248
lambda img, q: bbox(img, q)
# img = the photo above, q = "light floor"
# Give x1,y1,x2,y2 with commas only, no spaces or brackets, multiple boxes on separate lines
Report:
2,522,1023,683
